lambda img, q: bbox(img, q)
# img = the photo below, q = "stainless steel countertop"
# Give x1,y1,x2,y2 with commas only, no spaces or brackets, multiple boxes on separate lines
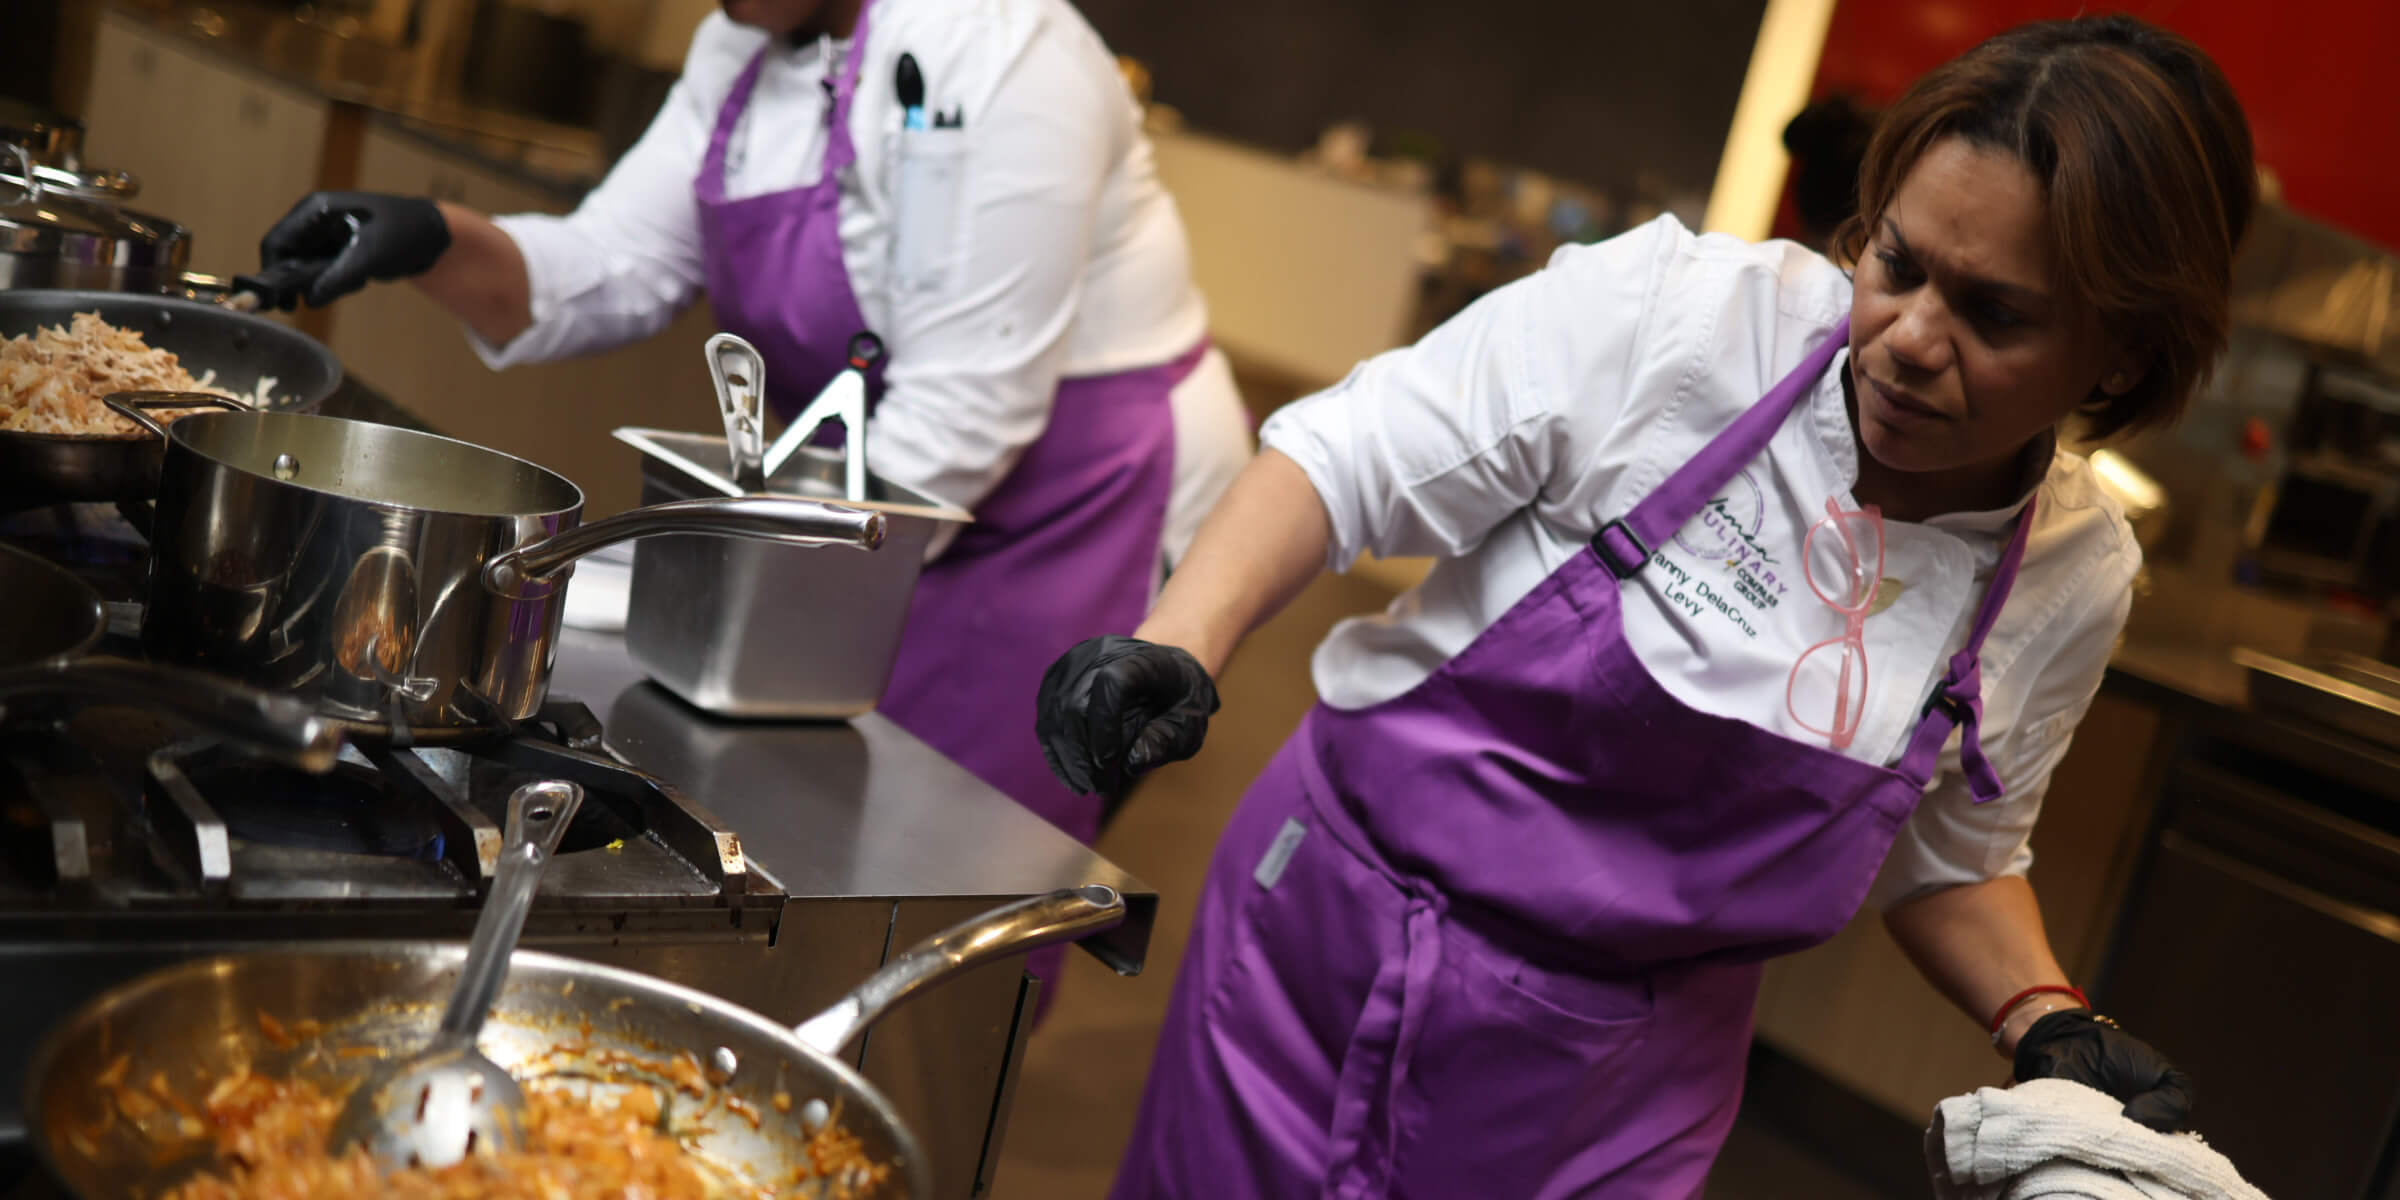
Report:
547,625,1157,974
2106,638,2253,711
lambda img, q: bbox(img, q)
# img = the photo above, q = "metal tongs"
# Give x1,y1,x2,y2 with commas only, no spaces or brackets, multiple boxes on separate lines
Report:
707,333,770,492
761,333,882,503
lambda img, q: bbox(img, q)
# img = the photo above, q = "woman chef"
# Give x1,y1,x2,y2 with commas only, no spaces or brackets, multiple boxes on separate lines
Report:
1036,15,2252,1196
253,1,1249,856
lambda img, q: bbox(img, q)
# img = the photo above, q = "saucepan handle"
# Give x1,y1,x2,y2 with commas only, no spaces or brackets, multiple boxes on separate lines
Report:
102,390,254,440
792,885,1126,1057
0,658,341,771
482,495,886,596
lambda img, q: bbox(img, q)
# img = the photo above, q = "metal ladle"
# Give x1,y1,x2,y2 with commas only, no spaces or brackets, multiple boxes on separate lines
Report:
327,778,585,1169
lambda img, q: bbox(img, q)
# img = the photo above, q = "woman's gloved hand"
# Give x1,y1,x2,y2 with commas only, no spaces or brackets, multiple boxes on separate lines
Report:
1035,635,1218,796
252,192,451,309
2013,1010,2194,1132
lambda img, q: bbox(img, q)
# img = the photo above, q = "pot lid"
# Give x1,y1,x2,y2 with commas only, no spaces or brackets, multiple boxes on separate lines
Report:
2,140,183,267
1,188,189,268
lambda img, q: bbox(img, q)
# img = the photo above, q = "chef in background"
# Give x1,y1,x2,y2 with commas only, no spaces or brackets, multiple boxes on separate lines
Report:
254,0,1251,1004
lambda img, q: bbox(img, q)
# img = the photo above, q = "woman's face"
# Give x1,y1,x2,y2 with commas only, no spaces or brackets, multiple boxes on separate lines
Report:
1847,136,2138,477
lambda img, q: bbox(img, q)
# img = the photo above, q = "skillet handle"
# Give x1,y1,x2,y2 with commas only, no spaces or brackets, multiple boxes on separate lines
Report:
483,495,886,597
792,885,1126,1057
102,390,252,440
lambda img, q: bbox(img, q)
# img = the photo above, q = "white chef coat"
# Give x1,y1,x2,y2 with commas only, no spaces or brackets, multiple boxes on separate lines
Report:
1262,215,2140,907
472,0,1249,564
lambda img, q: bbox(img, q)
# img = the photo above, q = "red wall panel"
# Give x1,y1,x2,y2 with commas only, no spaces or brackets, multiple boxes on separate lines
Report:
1793,0,2400,250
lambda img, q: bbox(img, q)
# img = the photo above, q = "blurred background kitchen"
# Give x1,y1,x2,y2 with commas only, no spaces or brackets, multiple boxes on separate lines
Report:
9,0,2400,1196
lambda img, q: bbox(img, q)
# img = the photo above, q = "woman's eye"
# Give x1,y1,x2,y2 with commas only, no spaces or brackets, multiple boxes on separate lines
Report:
1976,302,2023,330
1876,250,1921,285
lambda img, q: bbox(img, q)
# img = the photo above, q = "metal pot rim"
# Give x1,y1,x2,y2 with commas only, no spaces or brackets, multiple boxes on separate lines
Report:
1,218,190,268
165,410,588,521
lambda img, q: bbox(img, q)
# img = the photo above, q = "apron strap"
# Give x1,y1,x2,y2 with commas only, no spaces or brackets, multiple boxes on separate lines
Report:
699,49,773,203
1892,494,2038,802
699,0,880,201
822,0,877,173
1592,317,1851,578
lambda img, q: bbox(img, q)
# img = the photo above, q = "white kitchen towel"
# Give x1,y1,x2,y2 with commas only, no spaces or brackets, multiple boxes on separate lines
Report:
1926,1078,2270,1200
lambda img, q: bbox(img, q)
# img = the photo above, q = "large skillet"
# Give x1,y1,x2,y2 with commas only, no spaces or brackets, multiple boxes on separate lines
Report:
0,290,342,507
0,542,337,767
26,885,1128,1199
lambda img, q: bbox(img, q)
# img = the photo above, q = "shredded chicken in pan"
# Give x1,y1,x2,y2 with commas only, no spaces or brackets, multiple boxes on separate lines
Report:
78,1013,894,1200
0,312,277,436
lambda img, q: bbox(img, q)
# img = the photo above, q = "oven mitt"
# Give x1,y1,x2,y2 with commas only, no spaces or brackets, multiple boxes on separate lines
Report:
1036,635,1218,796
255,191,451,309
2013,1009,2195,1132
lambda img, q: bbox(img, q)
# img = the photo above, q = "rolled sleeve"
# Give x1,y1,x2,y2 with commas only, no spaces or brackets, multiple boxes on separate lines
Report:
1261,218,1681,570
466,35,721,370
467,212,678,368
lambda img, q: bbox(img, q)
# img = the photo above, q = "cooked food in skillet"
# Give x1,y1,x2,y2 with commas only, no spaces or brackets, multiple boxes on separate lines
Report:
0,312,278,436
76,1017,894,1200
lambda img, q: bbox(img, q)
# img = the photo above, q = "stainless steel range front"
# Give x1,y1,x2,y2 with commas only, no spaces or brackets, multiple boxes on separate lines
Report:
0,503,1157,1198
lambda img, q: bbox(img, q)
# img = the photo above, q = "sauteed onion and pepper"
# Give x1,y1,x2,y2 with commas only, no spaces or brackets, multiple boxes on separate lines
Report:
70,1009,893,1200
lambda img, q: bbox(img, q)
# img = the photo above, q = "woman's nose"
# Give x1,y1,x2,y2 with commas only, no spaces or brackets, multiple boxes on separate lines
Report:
1884,291,1952,377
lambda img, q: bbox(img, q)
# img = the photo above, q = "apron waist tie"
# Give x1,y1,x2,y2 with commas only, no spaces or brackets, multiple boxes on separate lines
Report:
1325,885,1447,1200
1301,713,1454,1199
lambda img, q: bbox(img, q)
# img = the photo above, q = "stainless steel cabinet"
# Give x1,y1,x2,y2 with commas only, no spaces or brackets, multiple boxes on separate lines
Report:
2102,747,2400,1200
82,13,330,278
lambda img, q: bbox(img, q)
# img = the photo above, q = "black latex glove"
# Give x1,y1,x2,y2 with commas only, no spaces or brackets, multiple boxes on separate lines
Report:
2014,1010,2194,1132
252,191,451,309
1035,635,1219,797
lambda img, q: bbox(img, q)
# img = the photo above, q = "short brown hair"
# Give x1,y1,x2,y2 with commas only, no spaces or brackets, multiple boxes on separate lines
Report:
1829,16,2256,440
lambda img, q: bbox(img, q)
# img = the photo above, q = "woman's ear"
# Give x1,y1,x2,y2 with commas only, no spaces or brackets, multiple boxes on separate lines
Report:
2100,349,2149,397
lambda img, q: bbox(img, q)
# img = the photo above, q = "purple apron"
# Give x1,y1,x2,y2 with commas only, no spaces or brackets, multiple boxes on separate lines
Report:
697,6,1190,1003
1111,319,2034,1198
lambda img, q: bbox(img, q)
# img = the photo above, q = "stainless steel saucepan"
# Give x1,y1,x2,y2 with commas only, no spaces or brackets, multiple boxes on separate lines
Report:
106,396,887,741
25,885,1128,1199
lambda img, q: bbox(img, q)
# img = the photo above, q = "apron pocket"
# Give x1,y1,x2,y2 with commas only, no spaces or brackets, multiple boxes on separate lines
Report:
1445,914,1655,1035
1335,916,1655,1200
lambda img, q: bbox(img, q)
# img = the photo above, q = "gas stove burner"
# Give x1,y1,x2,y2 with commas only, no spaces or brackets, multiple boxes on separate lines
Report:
188,759,445,859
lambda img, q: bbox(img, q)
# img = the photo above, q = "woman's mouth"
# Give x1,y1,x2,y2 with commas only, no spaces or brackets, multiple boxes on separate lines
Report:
1864,375,1950,425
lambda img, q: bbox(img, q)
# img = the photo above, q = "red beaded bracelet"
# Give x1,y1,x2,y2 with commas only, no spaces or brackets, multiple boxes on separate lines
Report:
1987,983,2089,1036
